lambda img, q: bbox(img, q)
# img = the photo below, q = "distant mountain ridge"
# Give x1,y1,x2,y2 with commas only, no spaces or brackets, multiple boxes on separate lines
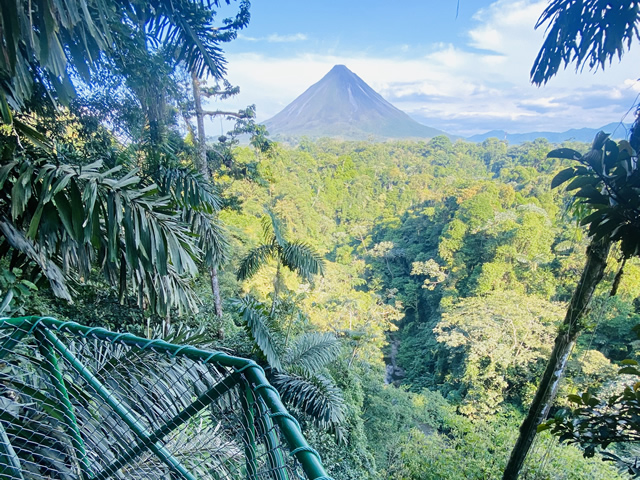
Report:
467,122,631,144
263,65,451,141
261,64,627,144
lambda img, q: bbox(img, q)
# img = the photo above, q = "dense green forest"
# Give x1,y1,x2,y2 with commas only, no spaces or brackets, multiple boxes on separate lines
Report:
2,0,640,479
6,131,640,478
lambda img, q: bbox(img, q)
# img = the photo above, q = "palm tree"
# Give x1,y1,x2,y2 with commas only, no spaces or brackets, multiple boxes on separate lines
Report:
0,0,249,319
237,211,325,315
0,147,201,317
0,0,250,124
233,296,347,439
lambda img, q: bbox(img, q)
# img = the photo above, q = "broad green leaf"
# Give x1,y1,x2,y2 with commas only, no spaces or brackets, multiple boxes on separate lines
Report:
53,191,75,238
618,366,640,375
566,175,600,191
69,178,84,242
579,210,606,227
551,167,576,189
13,119,51,149
27,203,45,239
621,359,639,365
537,422,552,432
0,90,12,124
547,148,582,161
0,161,17,190
567,394,583,404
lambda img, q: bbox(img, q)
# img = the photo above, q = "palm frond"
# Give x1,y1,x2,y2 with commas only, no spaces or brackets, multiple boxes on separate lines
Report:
263,208,286,247
232,296,282,370
147,0,231,80
271,372,346,431
157,166,221,213
186,210,229,268
0,155,201,315
236,243,276,281
280,241,325,282
1,0,251,121
0,218,70,300
0,0,108,114
283,333,342,375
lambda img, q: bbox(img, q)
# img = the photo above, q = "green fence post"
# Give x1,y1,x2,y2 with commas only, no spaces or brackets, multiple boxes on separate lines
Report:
244,366,331,480
95,373,241,480
256,396,290,480
240,381,258,480
40,327,197,480
34,327,93,480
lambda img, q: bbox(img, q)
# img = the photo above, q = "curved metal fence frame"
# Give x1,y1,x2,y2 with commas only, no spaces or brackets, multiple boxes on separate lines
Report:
0,316,334,480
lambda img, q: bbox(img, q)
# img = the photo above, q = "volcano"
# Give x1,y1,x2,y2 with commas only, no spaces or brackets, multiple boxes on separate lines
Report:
263,65,449,140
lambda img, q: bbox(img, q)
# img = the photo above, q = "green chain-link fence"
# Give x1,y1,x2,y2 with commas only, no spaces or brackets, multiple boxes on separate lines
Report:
0,316,333,480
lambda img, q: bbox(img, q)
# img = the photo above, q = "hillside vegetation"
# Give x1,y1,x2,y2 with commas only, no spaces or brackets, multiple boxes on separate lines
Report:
15,134,639,479
3,1,640,477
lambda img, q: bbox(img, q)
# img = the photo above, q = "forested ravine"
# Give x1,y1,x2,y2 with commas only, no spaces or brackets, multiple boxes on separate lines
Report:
7,135,637,480
384,337,405,384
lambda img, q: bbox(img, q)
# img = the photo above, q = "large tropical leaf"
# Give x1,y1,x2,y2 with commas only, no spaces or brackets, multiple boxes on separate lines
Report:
531,0,640,85
236,243,277,281
0,154,200,315
280,241,325,282
270,372,346,433
0,0,250,121
283,333,342,376
0,219,70,301
549,132,640,258
0,0,108,115
232,296,283,370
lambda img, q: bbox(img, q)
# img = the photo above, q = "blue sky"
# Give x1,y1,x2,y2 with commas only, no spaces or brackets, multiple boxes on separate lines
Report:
209,0,640,137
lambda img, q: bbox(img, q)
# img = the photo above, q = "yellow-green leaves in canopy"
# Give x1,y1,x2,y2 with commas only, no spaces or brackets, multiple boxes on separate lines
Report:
434,292,563,416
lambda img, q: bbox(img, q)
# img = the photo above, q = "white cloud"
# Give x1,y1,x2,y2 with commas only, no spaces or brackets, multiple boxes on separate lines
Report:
210,1,640,136
625,78,640,92
238,33,308,43
266,33,308,42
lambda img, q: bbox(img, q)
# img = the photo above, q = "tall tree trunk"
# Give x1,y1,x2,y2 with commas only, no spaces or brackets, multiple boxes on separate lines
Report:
270,260,281,317
192,71,208,175
502,237,611,480
210,264,223,318
192,72,224,329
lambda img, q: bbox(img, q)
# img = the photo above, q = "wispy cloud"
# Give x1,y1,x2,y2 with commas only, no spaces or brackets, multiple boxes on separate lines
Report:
238,33,308,43
267,33,308,42
214,1,640,136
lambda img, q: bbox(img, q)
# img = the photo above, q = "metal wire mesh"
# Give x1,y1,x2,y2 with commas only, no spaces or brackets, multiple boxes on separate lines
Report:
0,317,331,480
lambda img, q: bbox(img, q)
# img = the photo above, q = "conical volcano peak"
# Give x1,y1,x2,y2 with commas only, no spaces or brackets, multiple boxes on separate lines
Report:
322,64,368,88
326,64,353,77
264,65,451,141
329,64,349,72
